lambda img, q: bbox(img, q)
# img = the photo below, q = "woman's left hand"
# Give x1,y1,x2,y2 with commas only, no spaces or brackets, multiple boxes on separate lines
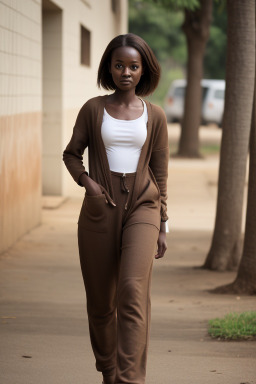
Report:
155,230,167,259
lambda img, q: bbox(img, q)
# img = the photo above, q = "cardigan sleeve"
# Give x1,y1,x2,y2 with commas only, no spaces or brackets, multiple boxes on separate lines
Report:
63,102,90,186
149,105,169,222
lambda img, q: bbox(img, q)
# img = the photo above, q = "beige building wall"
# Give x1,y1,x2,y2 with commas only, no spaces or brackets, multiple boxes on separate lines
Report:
0,0,128,254
0,0,42,254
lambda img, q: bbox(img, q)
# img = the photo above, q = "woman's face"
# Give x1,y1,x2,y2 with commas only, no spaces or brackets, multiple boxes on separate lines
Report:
109,46,143,92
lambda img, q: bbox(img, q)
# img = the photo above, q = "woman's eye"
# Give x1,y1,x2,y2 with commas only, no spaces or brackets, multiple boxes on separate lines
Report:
115,64,123,69
131,65,138,70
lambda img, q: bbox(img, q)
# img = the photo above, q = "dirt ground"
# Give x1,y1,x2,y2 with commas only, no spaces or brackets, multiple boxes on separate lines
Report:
0,125,255,384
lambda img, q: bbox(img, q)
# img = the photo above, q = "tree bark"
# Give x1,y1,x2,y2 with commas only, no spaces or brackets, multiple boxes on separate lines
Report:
213,76,256,294
232,86,256,294
203,0,255,271
176,0,212,157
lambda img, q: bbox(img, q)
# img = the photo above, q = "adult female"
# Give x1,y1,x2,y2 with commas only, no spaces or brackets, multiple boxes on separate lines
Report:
63,33,169,384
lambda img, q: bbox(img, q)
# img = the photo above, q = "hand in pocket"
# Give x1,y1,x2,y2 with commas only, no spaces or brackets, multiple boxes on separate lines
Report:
79,173,103,196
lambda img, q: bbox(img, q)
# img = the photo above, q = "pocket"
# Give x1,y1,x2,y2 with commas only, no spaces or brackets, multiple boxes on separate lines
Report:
137,179,150,201
78,193,108,232
137,167,161,202
137,178,160,205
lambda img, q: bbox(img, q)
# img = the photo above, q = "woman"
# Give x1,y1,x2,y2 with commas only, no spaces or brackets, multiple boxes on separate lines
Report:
63,33,169,384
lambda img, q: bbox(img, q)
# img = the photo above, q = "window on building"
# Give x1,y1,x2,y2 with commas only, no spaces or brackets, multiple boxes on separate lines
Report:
81,25,91,66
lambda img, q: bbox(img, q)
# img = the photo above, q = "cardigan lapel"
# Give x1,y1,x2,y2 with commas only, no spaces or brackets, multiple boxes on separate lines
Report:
94,95,114,199
125,99,153,215
136,99,152,172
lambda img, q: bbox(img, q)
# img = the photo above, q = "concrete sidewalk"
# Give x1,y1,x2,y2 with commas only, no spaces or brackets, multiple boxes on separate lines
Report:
0,127,255,384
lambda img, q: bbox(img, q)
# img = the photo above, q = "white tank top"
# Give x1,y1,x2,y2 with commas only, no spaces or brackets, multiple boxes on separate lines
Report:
101,100,148,173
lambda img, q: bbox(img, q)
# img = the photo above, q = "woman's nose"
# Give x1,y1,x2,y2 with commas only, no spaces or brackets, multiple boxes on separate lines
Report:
122,67,130,77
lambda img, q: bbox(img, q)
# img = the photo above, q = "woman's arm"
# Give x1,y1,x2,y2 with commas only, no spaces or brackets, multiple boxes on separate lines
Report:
149,105,169,223
149,105,169,259
63,103,90,185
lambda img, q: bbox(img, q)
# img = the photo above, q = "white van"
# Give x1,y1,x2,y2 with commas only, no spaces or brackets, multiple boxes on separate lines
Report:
164,79,225,126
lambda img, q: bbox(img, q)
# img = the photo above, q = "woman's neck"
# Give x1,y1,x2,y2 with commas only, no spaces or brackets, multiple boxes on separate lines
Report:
110,89,140,107
105,90,144,120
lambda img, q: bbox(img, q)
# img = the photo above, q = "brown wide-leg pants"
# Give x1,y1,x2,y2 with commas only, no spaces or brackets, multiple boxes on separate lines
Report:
78,171,160,384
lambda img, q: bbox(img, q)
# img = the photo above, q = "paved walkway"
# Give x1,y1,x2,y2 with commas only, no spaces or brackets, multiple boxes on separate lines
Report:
0,126,255,384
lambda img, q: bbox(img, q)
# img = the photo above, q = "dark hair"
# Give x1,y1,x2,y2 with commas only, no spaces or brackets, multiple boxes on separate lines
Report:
97,33,161,97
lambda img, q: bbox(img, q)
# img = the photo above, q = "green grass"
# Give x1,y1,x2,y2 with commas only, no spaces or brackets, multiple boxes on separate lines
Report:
208,311,256,340
169,143,220,157
200,144,220,156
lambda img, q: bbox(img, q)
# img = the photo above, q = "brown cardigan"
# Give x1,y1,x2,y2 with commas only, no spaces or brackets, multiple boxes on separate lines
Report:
63,95,169,222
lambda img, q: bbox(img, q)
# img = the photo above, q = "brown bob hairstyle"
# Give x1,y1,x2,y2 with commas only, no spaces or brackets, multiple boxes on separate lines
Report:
97,33,161,97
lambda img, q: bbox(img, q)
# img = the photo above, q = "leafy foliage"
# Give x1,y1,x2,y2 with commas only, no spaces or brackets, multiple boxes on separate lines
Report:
204,1,227,79
149,0,200,11
129,0,187,63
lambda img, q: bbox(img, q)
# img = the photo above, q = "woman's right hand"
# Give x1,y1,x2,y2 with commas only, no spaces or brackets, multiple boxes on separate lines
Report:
79,173,102,196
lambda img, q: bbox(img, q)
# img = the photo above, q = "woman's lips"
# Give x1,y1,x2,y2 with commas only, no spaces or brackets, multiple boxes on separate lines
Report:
120,80,132,84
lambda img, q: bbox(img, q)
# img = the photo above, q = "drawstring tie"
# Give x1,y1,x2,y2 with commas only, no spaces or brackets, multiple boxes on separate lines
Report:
121,173,129,210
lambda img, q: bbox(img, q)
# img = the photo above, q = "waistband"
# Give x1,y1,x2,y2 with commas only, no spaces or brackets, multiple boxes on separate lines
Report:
110,171,136,177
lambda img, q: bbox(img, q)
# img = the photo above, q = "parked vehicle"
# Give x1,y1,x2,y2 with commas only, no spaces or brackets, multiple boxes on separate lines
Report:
202,80,225,126
164,79,225,126
164,79,186,123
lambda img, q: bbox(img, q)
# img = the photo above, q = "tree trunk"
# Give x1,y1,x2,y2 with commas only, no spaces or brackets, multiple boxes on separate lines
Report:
233,87,256,294
203,0,255,271
213,77,256,295
176,0,212,157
